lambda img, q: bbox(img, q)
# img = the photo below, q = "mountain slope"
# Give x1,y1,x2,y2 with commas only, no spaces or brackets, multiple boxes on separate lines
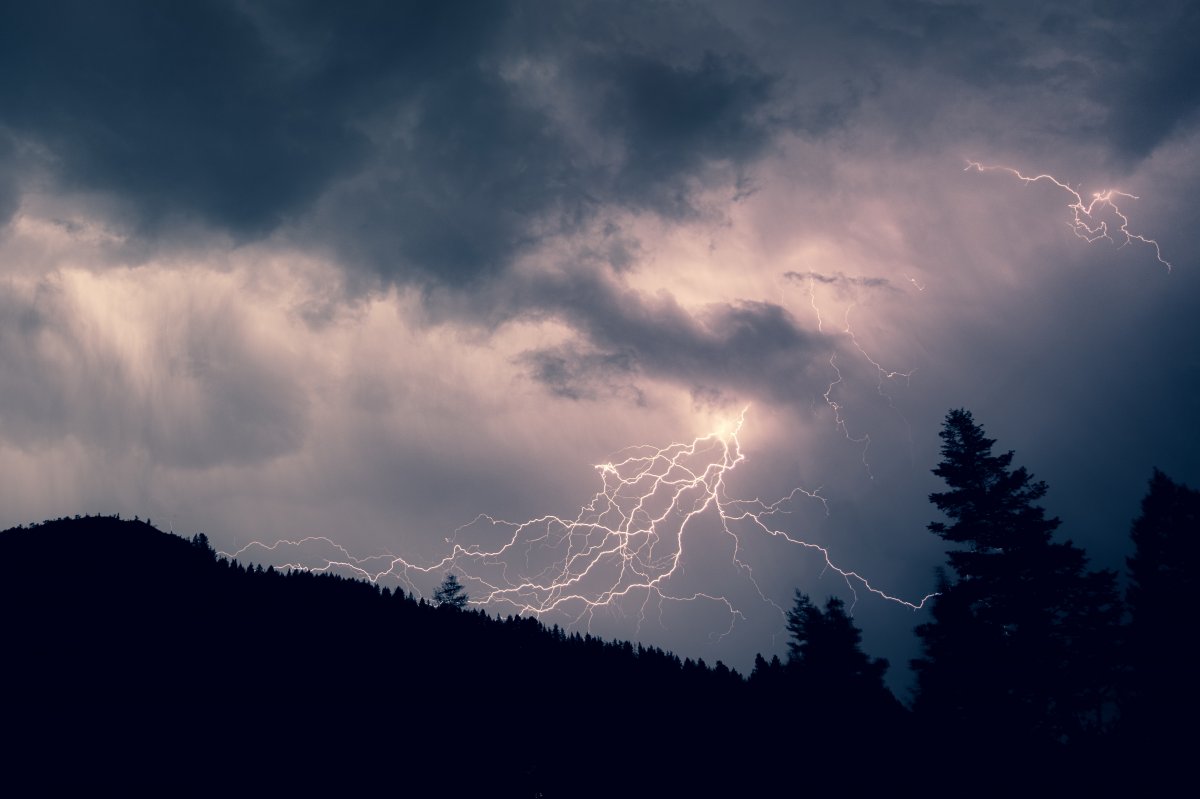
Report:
1,516,908,795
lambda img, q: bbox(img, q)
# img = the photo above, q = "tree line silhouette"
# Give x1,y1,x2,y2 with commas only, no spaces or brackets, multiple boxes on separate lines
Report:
1,408,1194,795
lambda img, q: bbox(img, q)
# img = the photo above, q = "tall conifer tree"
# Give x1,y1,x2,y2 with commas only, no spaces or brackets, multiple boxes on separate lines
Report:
912,410,1121,745
1123,470,1200,747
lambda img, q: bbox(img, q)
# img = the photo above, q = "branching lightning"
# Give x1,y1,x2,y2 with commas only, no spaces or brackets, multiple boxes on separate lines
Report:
794,272,916,478
966,160,1173,271
222,412,936,646
820,352,873,476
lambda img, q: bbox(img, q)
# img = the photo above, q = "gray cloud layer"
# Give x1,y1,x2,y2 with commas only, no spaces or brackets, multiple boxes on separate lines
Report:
1,1,781,287
4,1,1195,293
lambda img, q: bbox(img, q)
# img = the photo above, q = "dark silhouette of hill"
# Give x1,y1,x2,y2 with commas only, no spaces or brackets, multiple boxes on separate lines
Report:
1,516,914,796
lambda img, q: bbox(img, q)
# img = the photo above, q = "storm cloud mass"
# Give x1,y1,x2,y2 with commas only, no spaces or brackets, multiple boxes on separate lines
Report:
2,0,1197,682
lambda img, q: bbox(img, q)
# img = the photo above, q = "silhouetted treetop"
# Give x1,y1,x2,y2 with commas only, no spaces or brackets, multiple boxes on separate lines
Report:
1122,469,1200,757
786,592,890,692
913,409,1122,749
928,408,1060,558
1127,468,1200,618
432,572,468,609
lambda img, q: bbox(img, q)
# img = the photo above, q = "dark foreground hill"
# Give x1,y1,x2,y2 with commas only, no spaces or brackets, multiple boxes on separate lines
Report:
0,516,922,796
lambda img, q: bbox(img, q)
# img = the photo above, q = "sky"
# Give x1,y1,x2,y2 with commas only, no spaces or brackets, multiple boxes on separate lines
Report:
2,0,1198,692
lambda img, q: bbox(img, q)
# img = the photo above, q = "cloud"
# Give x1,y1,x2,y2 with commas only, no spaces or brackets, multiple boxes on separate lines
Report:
0,269,307,469
0,1,368,236
784,271,894,291
582,50,776,213
3,0,1191,283
0,1,782,289
1097,2,1200,160
512,268,824,405
517,343,645,403
307,42,779,287
308,66,580,287
0,133,18,227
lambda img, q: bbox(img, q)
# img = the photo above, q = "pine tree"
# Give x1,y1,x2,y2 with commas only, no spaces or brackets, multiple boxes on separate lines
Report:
1127,469,1200,637
785,591,896,726
912,409,1121,745
787,593,887,687
432,573,469,609
1123,470,1200,748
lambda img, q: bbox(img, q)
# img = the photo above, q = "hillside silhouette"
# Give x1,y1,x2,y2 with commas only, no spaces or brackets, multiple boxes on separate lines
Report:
1,515,913,796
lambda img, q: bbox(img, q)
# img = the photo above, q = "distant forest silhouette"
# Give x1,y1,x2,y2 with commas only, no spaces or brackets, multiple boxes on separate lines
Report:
2,409,1195,795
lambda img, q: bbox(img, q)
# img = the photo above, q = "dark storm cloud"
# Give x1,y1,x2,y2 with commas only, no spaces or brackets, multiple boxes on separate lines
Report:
720,0,1200,164
311,35,779,285
719,0,1046,101
1096,2,1200,160
4,0,1192,270
0,1,367,235
514,269,823,404
517,344,645,404
0,0,780,284
783,271,893,291
312,66,582,287
584,51,775,215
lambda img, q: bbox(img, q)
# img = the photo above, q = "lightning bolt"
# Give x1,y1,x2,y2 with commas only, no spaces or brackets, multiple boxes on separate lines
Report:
221,411,936,648
821,353,874,477
966,160,1173,271
797,272,915,478
842,303,915,399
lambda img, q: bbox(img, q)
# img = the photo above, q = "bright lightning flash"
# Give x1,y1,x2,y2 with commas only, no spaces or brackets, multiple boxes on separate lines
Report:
966,160,1173,271
223,412,936,644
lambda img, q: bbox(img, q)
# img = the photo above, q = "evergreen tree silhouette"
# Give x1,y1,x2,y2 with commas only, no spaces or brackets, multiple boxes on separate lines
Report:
785,591,900,739
432,572,469,609
912,409,1121,748
786,592,888,692
1122,470,1200,756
